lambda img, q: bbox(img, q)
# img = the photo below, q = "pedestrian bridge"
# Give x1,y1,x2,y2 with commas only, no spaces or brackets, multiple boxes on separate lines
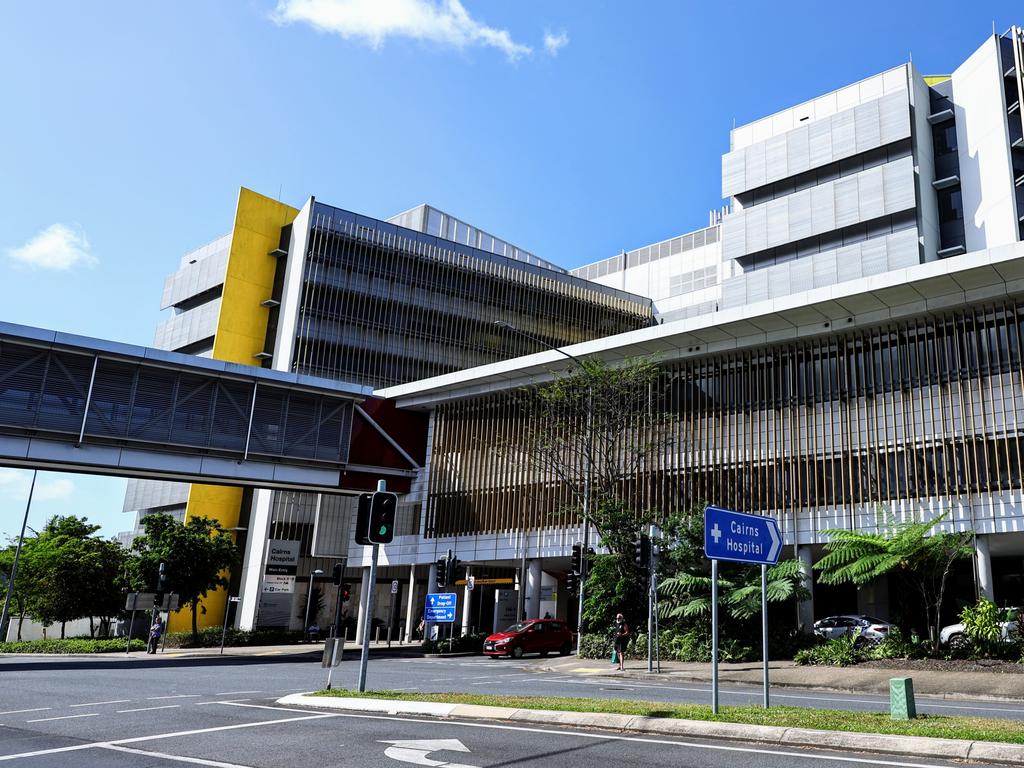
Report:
0,321,371,492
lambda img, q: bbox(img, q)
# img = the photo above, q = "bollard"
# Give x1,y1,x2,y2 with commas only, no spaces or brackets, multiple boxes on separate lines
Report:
890,677,917,720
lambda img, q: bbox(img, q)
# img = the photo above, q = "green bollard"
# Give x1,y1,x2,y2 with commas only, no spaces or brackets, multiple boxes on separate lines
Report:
890,677,917,720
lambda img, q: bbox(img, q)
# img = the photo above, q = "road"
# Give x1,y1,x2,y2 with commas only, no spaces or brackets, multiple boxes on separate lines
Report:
0,651,1017,767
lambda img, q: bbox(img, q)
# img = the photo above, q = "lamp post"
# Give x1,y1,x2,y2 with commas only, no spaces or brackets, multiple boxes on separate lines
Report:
494,321,593,653
304,568,324,641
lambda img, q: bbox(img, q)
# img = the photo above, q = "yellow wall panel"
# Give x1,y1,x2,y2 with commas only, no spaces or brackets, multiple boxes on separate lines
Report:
169,188,298,632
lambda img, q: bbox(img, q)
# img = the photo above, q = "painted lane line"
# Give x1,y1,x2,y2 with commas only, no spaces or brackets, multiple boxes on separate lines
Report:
195,699,251,706
26,713,99,723
100,744,253,768
0,707,50,716
117,705,181,713
0,712,340,762
227,702,962,768
70,699,131,708
214,690,261,696
147,694,201,700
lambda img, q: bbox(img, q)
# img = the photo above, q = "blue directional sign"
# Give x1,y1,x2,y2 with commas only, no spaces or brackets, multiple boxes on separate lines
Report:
704,506,782,565
424,592,457,622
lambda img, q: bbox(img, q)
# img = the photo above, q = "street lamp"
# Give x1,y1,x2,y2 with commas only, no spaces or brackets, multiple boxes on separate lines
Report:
493,321,593,653
304,569,324,641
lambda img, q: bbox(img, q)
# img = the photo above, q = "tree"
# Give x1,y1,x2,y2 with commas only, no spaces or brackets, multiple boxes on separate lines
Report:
0,541,36,641
130,514,240,642
505,357,676,627
659,558,809,622
814,511,973,651
17,516,127,639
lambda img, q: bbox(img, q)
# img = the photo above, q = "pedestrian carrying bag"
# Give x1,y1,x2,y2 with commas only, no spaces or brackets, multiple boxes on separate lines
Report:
610,648,617,664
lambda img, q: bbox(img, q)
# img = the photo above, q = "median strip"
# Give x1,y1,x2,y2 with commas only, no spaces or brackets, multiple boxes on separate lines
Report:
276,690,1024,766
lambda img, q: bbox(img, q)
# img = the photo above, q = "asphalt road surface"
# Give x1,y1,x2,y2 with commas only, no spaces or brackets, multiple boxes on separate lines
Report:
0,651,1018,767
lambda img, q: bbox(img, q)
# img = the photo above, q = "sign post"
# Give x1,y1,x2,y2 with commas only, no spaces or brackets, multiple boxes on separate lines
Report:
703,505,782,712
357,480,387,693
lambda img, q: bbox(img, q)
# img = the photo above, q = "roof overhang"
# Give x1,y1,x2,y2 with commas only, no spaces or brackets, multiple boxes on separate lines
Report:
377,242,1024,410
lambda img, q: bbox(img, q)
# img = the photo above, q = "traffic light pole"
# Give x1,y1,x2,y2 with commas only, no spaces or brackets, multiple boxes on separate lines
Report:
357,480,386,692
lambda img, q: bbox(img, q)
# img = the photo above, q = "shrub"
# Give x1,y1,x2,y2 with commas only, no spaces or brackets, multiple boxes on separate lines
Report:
578,633,613,660
161,627,305,649
794,635,864,666
422,632,487,655
960,598,1004,658
867,627,931,660
0,638,146,653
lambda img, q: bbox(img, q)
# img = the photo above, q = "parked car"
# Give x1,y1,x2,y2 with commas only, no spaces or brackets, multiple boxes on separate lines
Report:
940,606,1021,650
482,619,574,659
813,615,893,644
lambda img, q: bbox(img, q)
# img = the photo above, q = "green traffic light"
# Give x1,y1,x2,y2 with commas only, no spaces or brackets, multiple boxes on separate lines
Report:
379,525,387,535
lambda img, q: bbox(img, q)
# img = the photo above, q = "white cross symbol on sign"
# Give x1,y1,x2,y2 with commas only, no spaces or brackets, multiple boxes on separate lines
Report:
711,523,723,544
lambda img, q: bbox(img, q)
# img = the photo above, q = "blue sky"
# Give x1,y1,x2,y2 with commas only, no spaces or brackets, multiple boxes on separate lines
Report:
0,0,1020,539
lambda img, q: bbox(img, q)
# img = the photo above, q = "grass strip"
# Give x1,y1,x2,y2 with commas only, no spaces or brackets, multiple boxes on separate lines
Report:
312,689,1024,745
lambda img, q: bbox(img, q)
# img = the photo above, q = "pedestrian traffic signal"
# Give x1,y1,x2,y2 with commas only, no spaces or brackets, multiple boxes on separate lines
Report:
565,571,579,596
332,562,344,586
340,583,351,602
367,491,398,544
154,592,164,608
435,556,448,589
157,561,169,591
571,542,583,575
633,534,651,571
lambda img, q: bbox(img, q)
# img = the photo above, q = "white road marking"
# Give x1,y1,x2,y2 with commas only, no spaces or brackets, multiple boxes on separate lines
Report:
224,702,968,768
195,699,251,706
70,699,130,708
117,705,181,713
214,690,262,696
0,711,339,762
0,708,50,715
100,744,252,767
381,738,475,768
26,713,99,723
147,694,202,700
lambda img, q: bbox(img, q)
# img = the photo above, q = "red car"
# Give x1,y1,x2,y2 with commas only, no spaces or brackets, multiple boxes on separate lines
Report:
482,619,574,659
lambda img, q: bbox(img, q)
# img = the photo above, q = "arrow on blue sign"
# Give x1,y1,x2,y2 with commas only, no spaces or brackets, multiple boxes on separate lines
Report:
703,506,782,565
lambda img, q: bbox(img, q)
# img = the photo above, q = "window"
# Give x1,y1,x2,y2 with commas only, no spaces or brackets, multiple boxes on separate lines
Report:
938,188,964,222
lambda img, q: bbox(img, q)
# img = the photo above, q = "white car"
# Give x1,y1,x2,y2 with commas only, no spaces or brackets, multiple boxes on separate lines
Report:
813,615,892,644
940,606,1021,650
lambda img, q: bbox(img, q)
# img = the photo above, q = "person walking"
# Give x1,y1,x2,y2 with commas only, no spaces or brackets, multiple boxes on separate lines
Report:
612,613,630,671
147,614,164,654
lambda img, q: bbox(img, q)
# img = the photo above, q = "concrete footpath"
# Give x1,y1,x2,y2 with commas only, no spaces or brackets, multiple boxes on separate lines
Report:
0,640,423,661
534,655,1024,702
277,693,1024,766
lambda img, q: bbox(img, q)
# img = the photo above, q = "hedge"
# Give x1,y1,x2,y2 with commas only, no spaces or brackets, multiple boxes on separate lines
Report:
0,638,146,654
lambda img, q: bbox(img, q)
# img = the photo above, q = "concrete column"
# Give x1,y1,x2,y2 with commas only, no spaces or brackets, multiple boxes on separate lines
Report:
354,566,371,644
461,566,473,636
236,489,273,630
403,564,417,643
797,546,815,633
526,559,542,620
976,534,995,601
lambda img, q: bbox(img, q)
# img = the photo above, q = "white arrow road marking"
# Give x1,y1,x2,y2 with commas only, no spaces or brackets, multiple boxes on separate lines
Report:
766,519,781,563
380,738,478,768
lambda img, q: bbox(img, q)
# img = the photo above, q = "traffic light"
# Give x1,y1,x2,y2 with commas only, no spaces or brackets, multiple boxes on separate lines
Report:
154,562,168,608
435,556,448,589
633,535,651,571
367,491,398,544
332,563,344,586
565,571,579,596
153,592,164,608
355,493,373,545
340,583,351,602
449,555,460,585
571,542,583,575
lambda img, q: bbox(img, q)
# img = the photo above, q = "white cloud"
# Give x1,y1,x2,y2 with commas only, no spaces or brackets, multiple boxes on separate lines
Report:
273,0,532,61
0,470,75,503
7,223,97,271
543,30,568,56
